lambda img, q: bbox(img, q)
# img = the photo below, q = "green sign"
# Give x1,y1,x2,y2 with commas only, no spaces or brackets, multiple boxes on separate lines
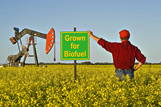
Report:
61,31,90,60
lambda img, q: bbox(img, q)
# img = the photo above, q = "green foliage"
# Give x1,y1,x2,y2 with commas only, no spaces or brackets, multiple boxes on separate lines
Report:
0,65,161,106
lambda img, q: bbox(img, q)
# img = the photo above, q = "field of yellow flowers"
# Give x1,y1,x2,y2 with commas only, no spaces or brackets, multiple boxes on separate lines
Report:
0,64,161,106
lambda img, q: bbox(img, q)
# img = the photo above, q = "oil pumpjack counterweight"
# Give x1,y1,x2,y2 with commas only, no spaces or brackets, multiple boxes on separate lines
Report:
8,27,55,67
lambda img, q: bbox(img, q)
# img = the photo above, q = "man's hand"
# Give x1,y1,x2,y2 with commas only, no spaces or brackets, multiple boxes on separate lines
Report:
131,67,135,71
87,30,93,36
87,30,100,42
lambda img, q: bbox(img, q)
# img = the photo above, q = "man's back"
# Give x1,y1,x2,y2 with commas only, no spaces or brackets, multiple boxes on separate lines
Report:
98,38,146,69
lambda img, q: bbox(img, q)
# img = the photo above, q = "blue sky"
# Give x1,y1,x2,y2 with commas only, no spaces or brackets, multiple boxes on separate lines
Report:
0,0,161,64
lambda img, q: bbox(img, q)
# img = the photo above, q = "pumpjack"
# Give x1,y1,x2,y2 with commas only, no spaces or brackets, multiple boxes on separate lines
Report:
8,27,55,67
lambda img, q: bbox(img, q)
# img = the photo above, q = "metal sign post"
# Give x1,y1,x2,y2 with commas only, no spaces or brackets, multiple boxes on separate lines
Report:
74,27,77,80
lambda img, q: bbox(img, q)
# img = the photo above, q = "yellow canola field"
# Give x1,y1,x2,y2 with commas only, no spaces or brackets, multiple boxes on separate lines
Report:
0,65,161,106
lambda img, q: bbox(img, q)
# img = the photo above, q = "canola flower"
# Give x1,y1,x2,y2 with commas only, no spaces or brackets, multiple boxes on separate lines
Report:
0,65,161,106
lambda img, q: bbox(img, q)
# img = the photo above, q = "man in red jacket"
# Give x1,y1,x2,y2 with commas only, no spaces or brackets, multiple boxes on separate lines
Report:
88,29,146,80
